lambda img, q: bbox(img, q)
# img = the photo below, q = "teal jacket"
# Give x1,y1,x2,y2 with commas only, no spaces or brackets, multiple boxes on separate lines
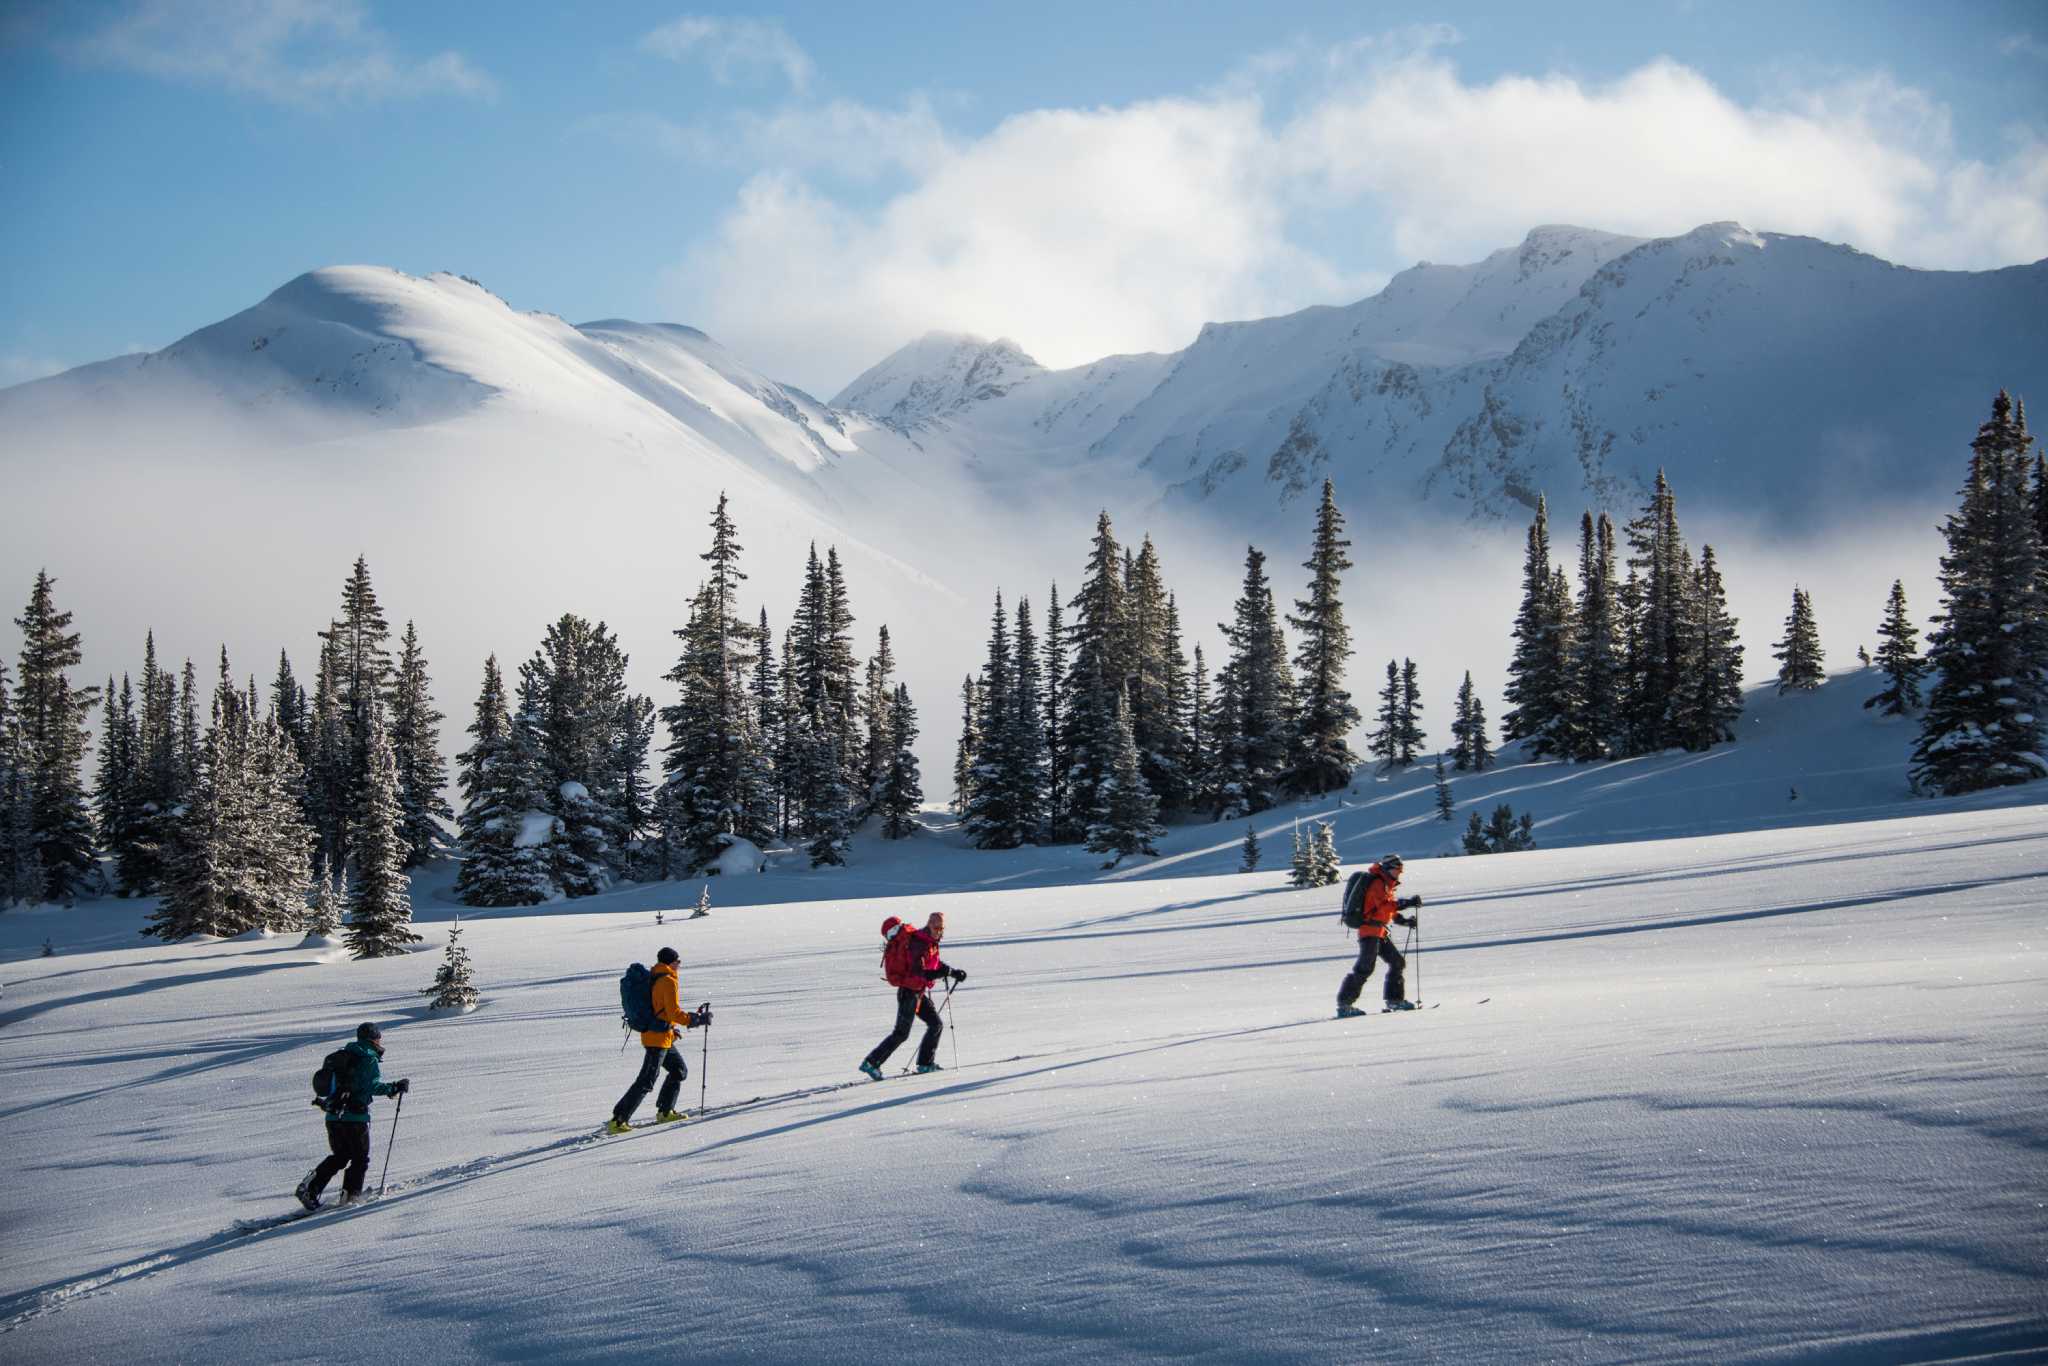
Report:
330,1040,398,1123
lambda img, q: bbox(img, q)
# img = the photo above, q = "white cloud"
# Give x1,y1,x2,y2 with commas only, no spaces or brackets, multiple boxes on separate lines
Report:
73,0,495,105
2000,33,2048,62
661,37,2048,394
641,15,812,93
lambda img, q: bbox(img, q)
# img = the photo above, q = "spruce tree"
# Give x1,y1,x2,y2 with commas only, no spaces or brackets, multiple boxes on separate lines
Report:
1064,514,1131,836
1450,672,1492,771
1368,660,1401,769
1621,472,1691,754
859,625,896,811
1670,546,1745,750
345,697,419,958
1086,694,1161,867
1913,391,2048,793
0,661,34,906
879,683,923,840
1774,588,1826,693
662,495,770,871
1568,512,1623,760
1866,580,1926,715
1286,478,1360,794
1310,821,1341,886
387,621,451,868
96,673,147,894
1187,644,1213,810
1502,496,1558,748
454,656,552,906
963,592,1025,848
1397,659,1426,766
1219,545,1291,809
317,556,394,868
304,863,343,939
1042,585,1072,840
1239,823,1261,872
1288,824,1314,888
306,635,351,880
13,571,99,902
1010,597,1048,838
1433,753,1455,822
520,614,637,895
750,608,783,839
952,676,979,816
271,649,310,769
422,916,481,1011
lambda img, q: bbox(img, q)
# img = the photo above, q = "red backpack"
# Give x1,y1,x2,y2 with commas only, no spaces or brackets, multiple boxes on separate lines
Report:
879,916,924,988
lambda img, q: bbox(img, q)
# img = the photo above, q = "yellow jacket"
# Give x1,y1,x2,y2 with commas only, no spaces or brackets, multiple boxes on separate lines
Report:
641,962,699,1048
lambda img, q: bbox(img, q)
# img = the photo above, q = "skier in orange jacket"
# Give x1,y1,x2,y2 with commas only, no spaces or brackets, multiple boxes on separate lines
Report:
1337,854,1422,1016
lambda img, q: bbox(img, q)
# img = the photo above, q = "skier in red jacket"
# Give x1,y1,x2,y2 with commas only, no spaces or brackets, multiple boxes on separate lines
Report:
1337,854,1422,1016
861,911,965,1078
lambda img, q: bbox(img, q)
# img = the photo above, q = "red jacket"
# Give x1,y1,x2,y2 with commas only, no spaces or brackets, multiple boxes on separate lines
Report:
1355,864,1406,940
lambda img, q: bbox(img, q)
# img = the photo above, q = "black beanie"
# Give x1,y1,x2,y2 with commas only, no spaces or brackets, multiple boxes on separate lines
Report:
657,946,680,965
356,1021,383,1043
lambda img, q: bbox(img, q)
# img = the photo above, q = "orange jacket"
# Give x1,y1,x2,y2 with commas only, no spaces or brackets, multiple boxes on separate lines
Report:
1355,864,1406,940
640,962,699,1048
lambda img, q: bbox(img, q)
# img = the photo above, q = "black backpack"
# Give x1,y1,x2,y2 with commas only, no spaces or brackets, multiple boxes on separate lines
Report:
1338,871,1374,929
310,1047,354,1114
619,963,662,1033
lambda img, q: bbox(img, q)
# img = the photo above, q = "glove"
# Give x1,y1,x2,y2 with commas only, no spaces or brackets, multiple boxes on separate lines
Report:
389,1078,410,1096
1393,914,1413,928
693,1007,714,1028
1400,895,1423,910
950,968,967,983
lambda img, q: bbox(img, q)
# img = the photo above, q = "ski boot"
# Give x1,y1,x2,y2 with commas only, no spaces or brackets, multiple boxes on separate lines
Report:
654,1109,688,1124
295,1172,321,1211
604,1116,632,1135
1335,1004,1368,1019
1384,998,1419,1012
859,1061,885,1081
916,1062,944,1074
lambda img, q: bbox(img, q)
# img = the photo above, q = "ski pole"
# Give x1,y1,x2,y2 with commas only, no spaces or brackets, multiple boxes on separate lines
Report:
941,979,959,1070
1408,919,1422,1007
378,1092,404,1198
698,1001,711,1116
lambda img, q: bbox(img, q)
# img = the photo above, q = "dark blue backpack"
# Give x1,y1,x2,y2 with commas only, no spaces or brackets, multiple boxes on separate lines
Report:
619,963,661,1033
310,1047,355,1113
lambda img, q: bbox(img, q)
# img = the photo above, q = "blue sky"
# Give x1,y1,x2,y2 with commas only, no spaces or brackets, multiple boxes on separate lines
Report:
4,1,2045,393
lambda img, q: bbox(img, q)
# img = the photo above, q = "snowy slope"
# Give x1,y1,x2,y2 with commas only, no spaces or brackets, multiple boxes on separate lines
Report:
2,799,2042,1362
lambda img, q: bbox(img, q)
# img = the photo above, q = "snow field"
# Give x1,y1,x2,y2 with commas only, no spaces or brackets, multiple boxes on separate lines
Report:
2,802,2043,1362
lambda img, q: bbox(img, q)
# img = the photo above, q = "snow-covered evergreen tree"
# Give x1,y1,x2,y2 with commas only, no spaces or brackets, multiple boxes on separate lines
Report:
1669,546,1745,751
1239,823,1261,872
1368,659,1401,769
879,682,923,840
1086,694,1161,867
316,556,394,873
661,495,771,872
1913,391,2047,794
270,649,310,770
1503,497,1561,751
951,676,979,817
1042,585,1073,840
1774,587,1826,693
1620,472,1692,755
304,863,342,939
345,697,418,958
1309,821,1341,886
13,572,99,903
1464,804,1537,855
146,653,311,938
421,916,480,1010
1285,479,1360,794
859,624,896,812
1219,545,1292,810
963,592,1025,848
306,635,350,881
1567,511,1623,760
1433,753,1455,822
1286,823,1309,887
1064,513,1131,836
1450,672,1492,771
0,661,36,907
1397,659,1426,767
1866,580,1926,715
1187,643,1212,811
1009,597,1048,837
749,608,782,840
95,673,149,894
387,621,451,868
454,655,552,907
519,614,638,896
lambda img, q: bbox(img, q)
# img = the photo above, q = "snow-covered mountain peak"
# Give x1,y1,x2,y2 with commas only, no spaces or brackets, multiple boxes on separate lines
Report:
830,331,1047,427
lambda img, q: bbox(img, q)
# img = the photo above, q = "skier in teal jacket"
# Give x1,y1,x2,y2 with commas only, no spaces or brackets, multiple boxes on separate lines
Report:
297,1022,408,1209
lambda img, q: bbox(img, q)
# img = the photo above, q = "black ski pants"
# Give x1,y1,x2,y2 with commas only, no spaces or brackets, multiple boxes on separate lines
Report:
615,1044,686,1122
308,1119,372,1197
866,987,943,1069
1338,935,1406,1008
